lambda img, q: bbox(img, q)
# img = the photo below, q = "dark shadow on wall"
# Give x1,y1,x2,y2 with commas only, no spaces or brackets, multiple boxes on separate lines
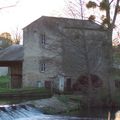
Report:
72,74,103,93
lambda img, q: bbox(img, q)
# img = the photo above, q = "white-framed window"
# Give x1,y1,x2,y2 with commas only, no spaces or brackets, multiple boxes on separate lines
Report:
40,63,46,72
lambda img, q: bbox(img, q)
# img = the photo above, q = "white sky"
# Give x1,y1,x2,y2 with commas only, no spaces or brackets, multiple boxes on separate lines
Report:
0,0,120,45
0,0,65,34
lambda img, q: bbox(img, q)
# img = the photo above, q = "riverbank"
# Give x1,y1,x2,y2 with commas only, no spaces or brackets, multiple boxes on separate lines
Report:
0,88,52,104
21,95,81,115
21,94,120,118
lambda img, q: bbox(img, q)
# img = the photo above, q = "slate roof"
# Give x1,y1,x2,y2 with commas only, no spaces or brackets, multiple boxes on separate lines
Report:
23,16,105,31
0,45,23,61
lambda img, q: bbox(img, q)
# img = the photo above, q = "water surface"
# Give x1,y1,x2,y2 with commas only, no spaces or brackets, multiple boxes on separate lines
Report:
0,104,113,120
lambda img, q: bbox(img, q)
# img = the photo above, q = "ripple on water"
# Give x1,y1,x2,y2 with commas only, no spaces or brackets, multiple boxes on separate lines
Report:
14,115,104,120
0,105,106,120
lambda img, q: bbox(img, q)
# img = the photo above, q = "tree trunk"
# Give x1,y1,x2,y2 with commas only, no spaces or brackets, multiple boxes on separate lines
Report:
105,30,114,106
81,29,93,109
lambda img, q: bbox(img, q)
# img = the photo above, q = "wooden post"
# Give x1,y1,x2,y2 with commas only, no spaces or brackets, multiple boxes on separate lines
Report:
108,111,111,120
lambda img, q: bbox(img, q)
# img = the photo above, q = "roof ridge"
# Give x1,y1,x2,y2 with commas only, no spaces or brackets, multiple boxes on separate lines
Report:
23,16,101,29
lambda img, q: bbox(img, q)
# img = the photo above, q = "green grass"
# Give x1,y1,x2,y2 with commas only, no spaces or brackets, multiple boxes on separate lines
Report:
57,95,70,104
0,87,52,104
0,75,10,82
0,87,51,94
0,75,51,97
0,76,52,104
0,75,10,88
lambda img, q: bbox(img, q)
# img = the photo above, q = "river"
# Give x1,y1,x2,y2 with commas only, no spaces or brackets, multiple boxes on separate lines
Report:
0,104,114,120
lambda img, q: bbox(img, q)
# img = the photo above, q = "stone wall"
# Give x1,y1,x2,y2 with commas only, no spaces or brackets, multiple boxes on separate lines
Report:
23,16,111,89
62,28,108,86
23,18,63,87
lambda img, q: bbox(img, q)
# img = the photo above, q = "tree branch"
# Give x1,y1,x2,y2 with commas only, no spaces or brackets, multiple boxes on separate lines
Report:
0,1,19,10
109,0,114,5
105,0,111,28
111,0,120,30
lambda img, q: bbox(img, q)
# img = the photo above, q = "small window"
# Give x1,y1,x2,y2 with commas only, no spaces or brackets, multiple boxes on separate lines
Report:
41,33,46,45
40,63,46,72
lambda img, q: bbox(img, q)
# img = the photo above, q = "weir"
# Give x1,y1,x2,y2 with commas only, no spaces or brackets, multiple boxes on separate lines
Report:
0,104,43,120
0,104,110,120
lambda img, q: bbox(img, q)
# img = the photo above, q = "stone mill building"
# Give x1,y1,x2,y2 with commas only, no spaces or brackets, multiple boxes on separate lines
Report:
23,16,111,91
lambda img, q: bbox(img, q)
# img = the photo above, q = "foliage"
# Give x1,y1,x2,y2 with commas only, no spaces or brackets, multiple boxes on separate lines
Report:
99,0,108,11
0,32,12,45
86,1,97,8
0,75,10,83
0,31,21,45
88,15,96,21
86,0,120,28
0,32,11,39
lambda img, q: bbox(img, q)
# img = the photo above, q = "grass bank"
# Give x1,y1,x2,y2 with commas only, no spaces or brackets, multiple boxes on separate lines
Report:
0,87,52,104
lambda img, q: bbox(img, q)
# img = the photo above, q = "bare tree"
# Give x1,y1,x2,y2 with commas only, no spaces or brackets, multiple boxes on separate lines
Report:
43,17,104,107
64,0,120,107
64,0,85,19
11,27,22,44
0,1,20,44
0,28,22,45
0,0,19,10
86,0,120,107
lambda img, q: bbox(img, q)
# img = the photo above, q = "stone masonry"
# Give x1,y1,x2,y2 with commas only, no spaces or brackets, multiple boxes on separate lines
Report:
23,16,111,90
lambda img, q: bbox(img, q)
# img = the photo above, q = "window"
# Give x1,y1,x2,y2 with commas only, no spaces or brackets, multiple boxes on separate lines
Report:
40,63,46,72
41,33,46,45
0,40,2,45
